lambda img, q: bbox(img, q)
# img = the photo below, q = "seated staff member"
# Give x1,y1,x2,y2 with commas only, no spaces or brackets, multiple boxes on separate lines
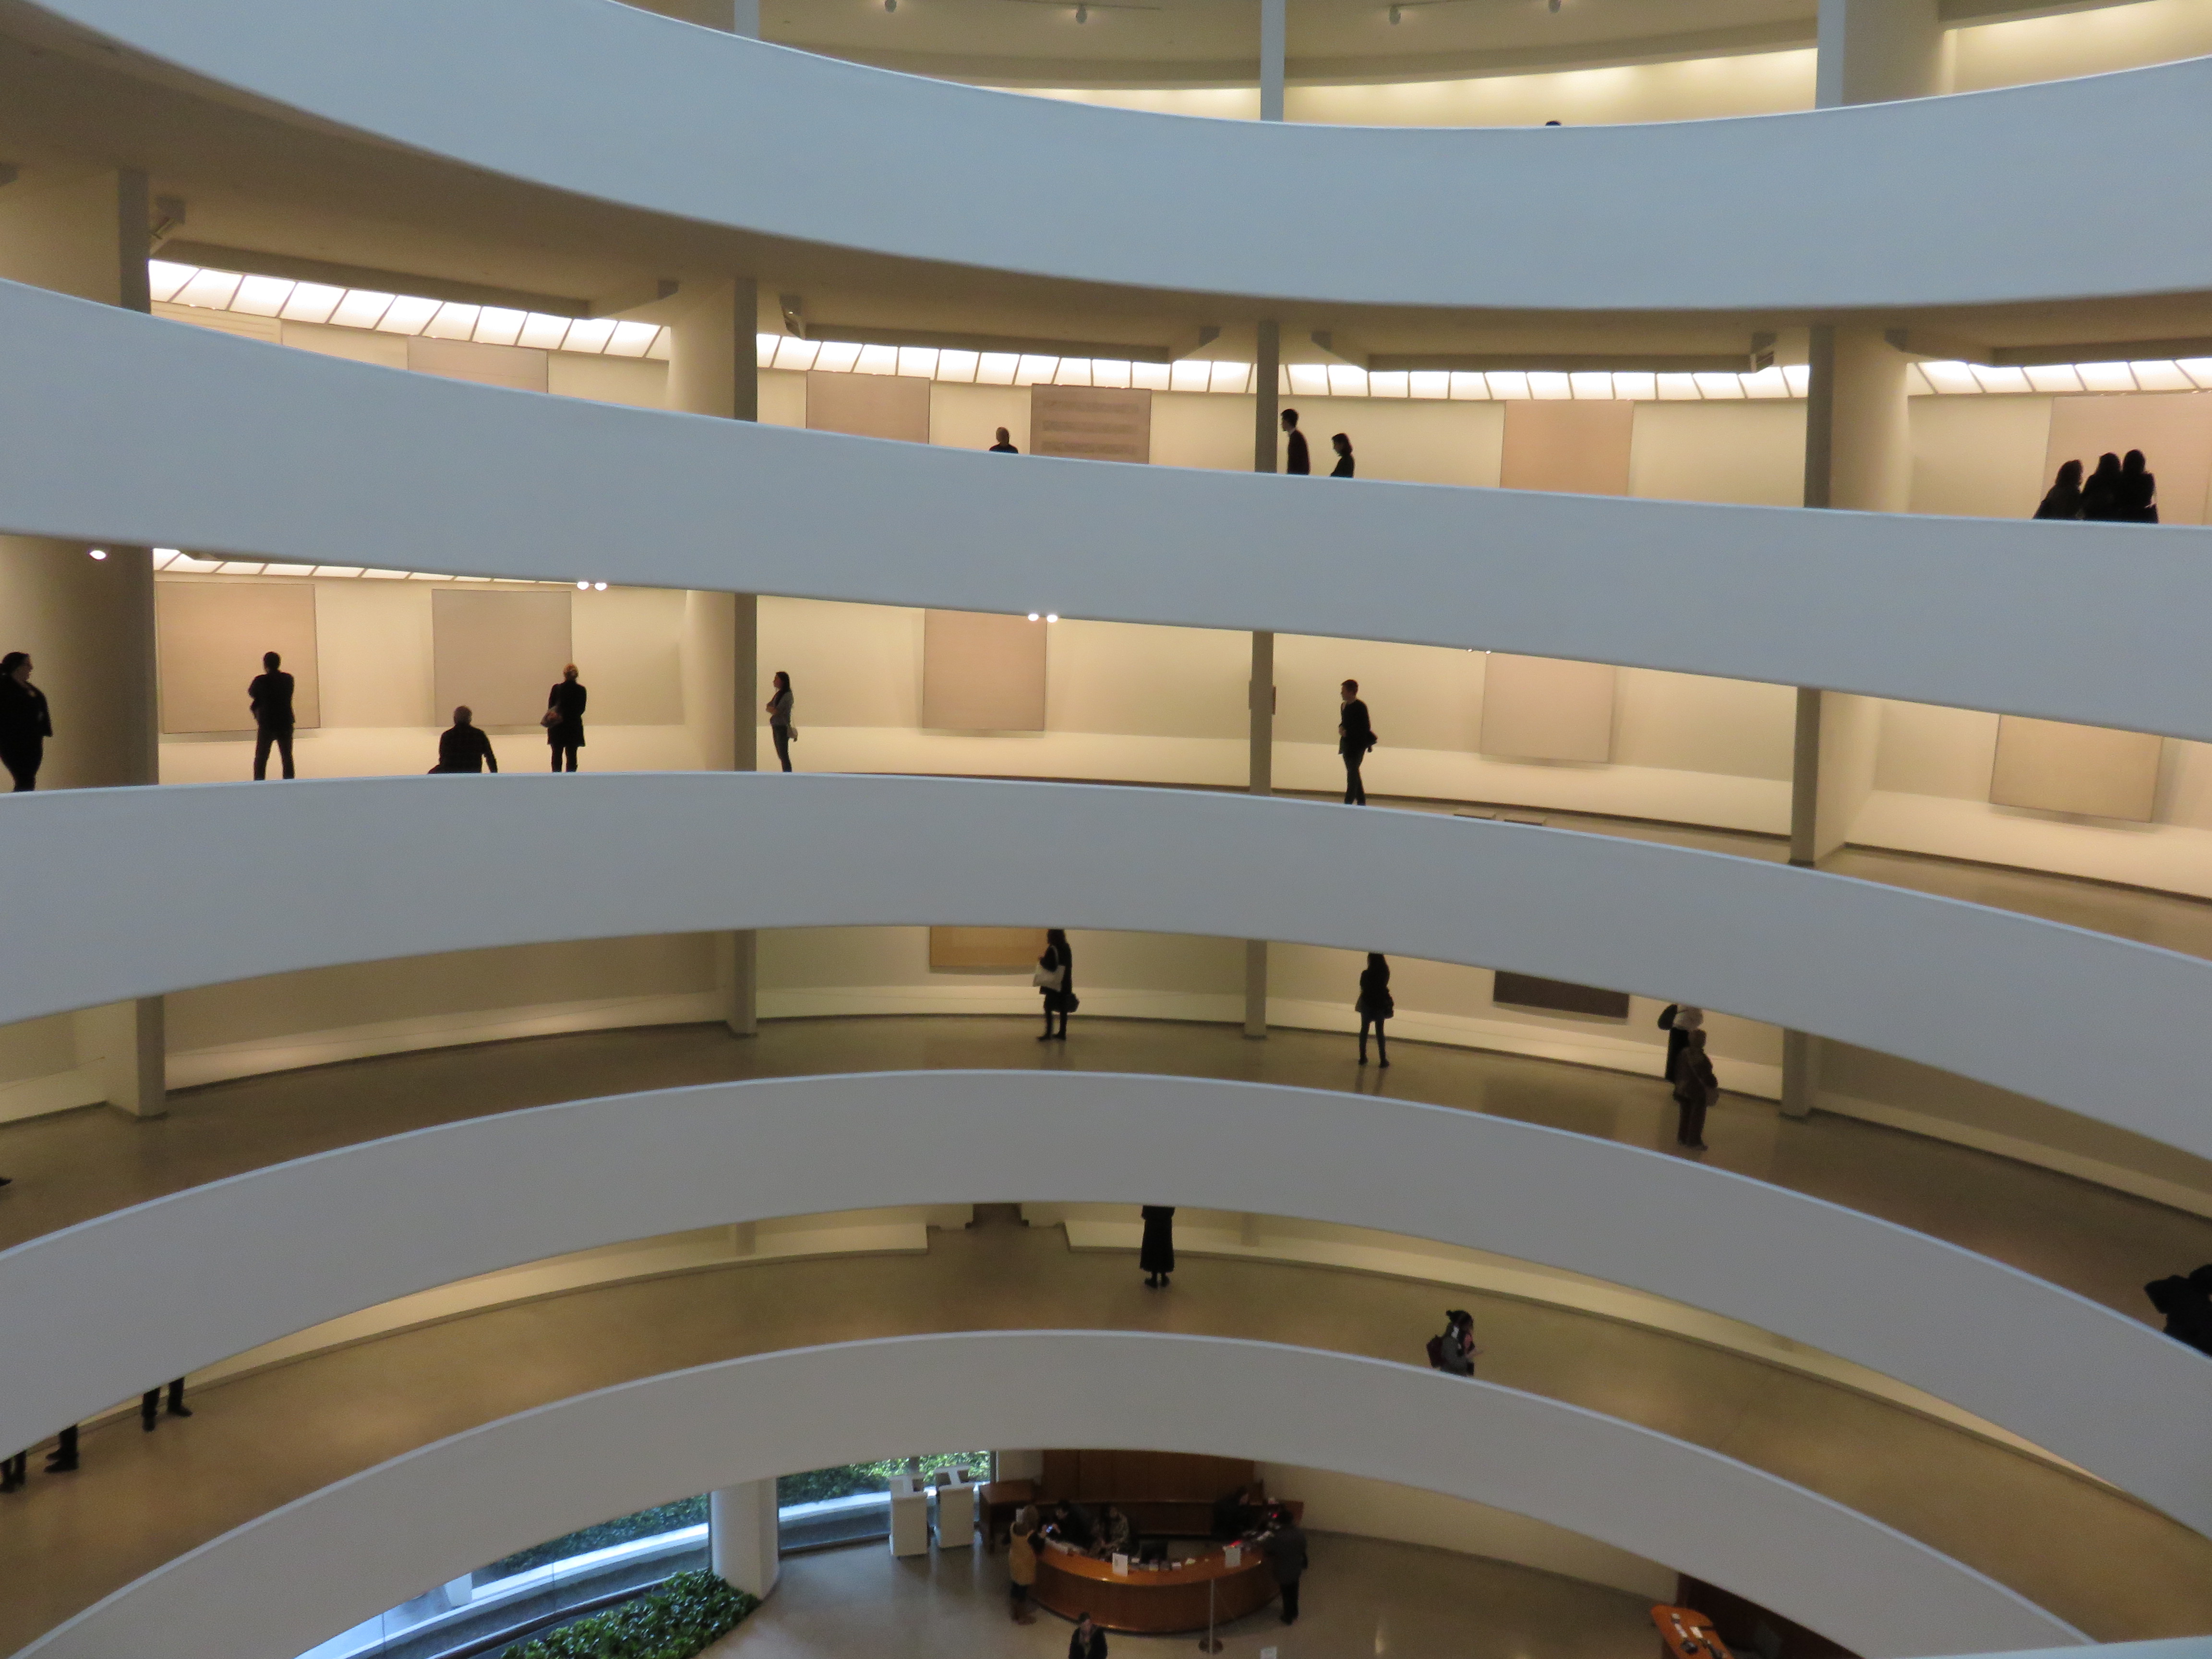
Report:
1046,1498,1098,1549
1096,1503,1134,1558
432,706,498,773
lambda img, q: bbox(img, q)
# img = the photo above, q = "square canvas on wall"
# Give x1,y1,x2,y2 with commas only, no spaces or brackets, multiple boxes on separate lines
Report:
1989,715,2163,822
1030,386,1152,463
1480,654,1617,763
929,927,1049,970
922,610,1047,732
1499,400,1635,495
807,371,932,442
432,589,574,728
155,579,321,734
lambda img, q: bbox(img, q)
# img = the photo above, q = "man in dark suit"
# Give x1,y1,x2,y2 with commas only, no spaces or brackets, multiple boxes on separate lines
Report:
1280,407,1310,474
248,650,296,780
1262,1507,1309,1624
433,707,498,774
1338,679,1373,805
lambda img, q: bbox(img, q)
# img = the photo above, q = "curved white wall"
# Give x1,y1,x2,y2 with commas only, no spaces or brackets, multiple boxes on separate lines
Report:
23,0,2212,310
3,1072,2205,1539
7,774,2212,1157
18,1333,2081,1659
10,284,2212,744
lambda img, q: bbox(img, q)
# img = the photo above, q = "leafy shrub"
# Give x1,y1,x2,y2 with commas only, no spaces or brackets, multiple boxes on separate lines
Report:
481,1498,711,1581
500,1569,757,1659
776,1451,990,1507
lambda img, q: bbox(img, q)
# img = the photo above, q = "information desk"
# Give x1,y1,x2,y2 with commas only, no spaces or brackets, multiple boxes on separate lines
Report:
1032,1540,1278,1634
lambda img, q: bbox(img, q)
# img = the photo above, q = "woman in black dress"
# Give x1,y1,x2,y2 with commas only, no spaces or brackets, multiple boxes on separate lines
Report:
545,664,587,772
1036,928,1074,1041
1356,953,1393,1067
0,652,52,792
1140,1205,1175,1289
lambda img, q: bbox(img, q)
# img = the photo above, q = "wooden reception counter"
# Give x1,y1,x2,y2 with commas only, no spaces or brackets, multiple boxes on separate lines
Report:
1032,1539,1278,1634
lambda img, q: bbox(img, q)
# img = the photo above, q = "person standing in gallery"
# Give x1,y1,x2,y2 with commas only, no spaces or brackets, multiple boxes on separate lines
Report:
1338,679,1374,805
2118,448,2160,522
248,650,297,780
140,1378,191,1431
2080,452,2126,520
1007,1505,1041,1623
1280,408,1310,474
1673,1026,1718,1151
1329,432,1355,477
988,427,1020,454
432,707,498,774
0,651,52,792
1658,1002,1703,1085
545,663,587,771
765,671,795,771
1357,952,1393,1067
1068,1612,1108,1659
1140,1204,1175,1289
2034,459,2084,519
1035,928,1075,1040
1262,1506,1310,1625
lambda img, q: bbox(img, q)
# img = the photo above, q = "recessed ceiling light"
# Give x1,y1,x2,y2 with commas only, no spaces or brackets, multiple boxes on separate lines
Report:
593,581,608,591
577,580,590,589
1028,613,1040,622
1046,613,1059,623
87,547,108,560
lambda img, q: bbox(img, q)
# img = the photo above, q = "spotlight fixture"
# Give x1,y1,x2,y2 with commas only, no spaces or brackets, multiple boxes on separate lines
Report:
1028,612,1041,622
577,580,590,589
593,581,608,591
87,547,108,560
1046,613,1059,623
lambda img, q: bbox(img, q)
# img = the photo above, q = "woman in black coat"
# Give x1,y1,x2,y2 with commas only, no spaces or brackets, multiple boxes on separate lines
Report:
1140,1205,1175,1289
1356,953,1393,1067
1036,928,1074,1041
2033,459,2083,520
2118,449,2159,522
0,652,53,792
545,664,587,772
2080,452,2126,520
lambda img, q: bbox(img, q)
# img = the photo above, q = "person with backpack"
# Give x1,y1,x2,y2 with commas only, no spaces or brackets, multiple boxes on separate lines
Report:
1426,1310,1479,1377
1673,1027,1719,1151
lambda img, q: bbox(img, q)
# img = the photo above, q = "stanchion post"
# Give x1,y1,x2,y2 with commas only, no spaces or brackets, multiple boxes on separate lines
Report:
1198,1575,1223,1653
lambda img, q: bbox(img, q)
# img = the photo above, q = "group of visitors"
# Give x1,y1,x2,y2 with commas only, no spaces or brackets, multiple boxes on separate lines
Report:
1008,1492,1310,1635
1661,1003,1718,1151
2036,451,2160,521
3,1377,192,1494
986,410,1355,477
2145,1265,2212,1354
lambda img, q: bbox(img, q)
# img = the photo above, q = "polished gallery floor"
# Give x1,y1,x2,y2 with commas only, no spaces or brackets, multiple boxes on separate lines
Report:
5,1202,2212,1652
707,1531,1655,1659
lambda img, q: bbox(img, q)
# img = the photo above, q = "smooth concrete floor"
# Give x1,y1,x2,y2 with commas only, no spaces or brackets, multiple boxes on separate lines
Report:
6,1218,2212,1653
707,1530,1656,1659
6,1015,2212,1326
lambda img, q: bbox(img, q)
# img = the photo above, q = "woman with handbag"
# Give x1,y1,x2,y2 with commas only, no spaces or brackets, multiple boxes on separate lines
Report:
544,664,586,772
1356,952,1394,1067
1034,928,1075,1041
765,670,796,771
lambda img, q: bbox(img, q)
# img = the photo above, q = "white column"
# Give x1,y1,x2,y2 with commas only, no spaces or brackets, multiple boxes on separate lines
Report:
671,281,763,1037
0,166,165,1114
709,1480,781,1599
1816,0,1943,108
1259,0,1286,121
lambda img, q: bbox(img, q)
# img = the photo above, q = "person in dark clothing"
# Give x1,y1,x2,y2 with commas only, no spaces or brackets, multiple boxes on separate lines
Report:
765,671,795,772
1673,1027,1718,1150
2080,452,2126,520
0,1448,25,1491
1281,408,1310,475
1658,1003,1703,1084
140,1377,191,1431
2033,459,2083,520
1357,952,1393,1066
1212,1484,1264,1540
1262,1508,1309,1624
1048,1500,1098,1549
545,664,587,772
1329,432,1354,477
1338,679,1374,805
45,1424,77,1473
1140,1204,1175,1288
2118,449,2159,522
433,707,498,774
1431,1309,1479,1377
248,650,296,781
1036,928,1074,1040
0,651,53,792
2145,1272,2212,1356
989,427,1020,454
1068,1612,1108,1659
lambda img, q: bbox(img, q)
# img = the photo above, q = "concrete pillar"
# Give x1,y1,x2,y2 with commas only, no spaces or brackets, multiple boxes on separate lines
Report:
672,281,763,1037
709,1480,781,1599
1259,0,1286,121
1242,325,1283,1037
0,165,165,1115
1816,0,1943,108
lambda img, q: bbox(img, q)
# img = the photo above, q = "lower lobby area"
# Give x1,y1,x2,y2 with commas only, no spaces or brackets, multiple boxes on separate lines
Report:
708,1530,1653,1659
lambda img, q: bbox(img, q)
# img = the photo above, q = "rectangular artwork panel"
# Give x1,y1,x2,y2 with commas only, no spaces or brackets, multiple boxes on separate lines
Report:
1492,973,1632,1021
1499,400,1635,495
1989,715,2162,821
922,610,1047,732
2044,390,2212,525
432,588,575,728
1480,654,1616,762
1030,386,1153,463
155,579,321,733
807,370,932,442
929,926,1049,971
